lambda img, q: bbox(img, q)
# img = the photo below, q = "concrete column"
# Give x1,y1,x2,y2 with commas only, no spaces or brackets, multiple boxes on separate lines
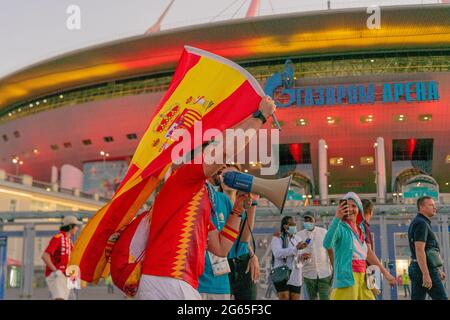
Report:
51,182,59,192
0,235,7,300
21,175,33,186
20,224,35,299
379,214,391,300
318,139,328,205
439,214,450,296
0,170,6,180
375,137,387,204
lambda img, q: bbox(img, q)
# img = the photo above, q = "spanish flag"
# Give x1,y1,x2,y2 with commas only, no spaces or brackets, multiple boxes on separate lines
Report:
69,46,265,283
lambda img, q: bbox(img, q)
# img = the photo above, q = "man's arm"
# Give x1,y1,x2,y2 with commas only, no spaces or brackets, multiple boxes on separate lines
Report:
207,193,251,257
203,96,276,178
41,252,58,273
415,241,432,289
366,246,396,286
326,248,334,268
246,244,260,283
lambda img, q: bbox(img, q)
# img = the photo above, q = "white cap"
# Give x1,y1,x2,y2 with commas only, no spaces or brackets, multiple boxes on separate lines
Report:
62,215,82,227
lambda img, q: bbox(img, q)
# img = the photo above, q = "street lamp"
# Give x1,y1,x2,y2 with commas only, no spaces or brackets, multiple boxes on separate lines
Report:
12,158,23,176
99,151,110,197
100,150,110,158
100,151,110,160
100,151,110,172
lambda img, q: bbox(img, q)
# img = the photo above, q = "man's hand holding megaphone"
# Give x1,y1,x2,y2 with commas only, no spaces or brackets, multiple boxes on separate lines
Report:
231,192,253,216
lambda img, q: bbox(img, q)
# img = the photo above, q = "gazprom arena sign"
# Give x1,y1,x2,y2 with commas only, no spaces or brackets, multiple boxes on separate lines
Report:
264,60,440,108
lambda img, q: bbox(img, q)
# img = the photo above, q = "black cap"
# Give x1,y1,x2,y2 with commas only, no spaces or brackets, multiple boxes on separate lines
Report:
301,210,316,220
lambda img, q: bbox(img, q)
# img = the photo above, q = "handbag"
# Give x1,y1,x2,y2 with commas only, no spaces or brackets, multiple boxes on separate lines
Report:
426,247,443,268
270,265,291,284
269,235,291,285
365,265,381,296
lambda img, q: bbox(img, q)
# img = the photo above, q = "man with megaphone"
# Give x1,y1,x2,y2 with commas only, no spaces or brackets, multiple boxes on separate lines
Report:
137,96,277,300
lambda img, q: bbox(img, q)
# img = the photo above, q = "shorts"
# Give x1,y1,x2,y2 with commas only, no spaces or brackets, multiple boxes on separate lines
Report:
200,293,231,300
137,275,202,300
45,271,71,300
273,278,301,294
330,272,375,300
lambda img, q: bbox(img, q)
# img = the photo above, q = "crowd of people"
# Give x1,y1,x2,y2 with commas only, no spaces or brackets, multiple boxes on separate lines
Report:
40,97,448,300
267,195,447,300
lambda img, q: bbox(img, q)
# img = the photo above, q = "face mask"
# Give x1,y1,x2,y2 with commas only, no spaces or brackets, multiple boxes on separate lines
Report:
304,222,315,231
288,226,297,235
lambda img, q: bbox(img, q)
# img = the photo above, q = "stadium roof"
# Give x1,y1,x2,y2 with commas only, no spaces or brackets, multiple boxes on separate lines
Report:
0,4,449,112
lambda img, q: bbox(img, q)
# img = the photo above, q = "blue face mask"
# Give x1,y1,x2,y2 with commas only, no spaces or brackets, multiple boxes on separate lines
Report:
288,226,297,235
304,222,315,231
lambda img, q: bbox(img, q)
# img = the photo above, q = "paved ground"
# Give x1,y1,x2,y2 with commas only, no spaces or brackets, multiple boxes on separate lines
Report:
5,283,276,300
4,286,128,300
4,285,409,300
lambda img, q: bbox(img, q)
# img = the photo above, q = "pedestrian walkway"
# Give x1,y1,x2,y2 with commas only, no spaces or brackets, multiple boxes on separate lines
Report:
4,286,129,300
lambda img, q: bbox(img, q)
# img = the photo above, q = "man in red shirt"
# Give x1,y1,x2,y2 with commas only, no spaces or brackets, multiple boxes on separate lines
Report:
138,96,276,299
42,215,81,300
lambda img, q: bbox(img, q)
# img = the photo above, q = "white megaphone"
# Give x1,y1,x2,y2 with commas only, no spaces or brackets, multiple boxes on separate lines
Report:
223,171,292,213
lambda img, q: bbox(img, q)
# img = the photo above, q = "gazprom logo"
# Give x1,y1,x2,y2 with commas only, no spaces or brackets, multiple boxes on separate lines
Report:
264,60,439,108
264,60,295,103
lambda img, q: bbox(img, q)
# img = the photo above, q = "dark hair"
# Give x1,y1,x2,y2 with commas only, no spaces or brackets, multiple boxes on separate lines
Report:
59,224,77,232
189,141,213,162
280,216,293,234
228,163,242,172
417,196,433,210
218,163,242,192
362,199,374,215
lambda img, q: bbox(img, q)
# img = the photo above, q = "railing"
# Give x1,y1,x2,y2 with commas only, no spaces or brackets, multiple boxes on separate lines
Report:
0,171,109,203
5,174,21,184
32,180,53,190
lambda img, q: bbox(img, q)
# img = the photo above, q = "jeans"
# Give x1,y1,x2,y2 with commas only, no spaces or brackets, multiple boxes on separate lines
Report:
408,262,448,300
403,284,411,297
304,276,332,300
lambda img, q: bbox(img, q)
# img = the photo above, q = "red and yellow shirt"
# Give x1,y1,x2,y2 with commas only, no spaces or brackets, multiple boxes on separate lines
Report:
141,164,215,289
44,231,73,277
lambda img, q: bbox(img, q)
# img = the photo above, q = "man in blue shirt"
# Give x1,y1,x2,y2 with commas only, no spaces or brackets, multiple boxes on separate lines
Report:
198,175,234,299
222,166,259,300
198,164,260,300
408,196,447,300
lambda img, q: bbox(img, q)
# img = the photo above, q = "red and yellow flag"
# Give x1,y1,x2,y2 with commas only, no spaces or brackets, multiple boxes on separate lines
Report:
69,46,265,283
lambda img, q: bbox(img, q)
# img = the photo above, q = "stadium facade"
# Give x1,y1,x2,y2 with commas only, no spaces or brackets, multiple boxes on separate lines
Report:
0,4,449,202
0,3,450,300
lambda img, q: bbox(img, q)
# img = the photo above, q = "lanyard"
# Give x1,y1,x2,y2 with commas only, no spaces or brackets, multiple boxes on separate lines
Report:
205,182,221,229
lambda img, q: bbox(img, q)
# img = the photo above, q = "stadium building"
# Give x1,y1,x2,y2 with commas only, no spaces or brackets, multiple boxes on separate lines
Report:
0,4,449,203
0,2,449,299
